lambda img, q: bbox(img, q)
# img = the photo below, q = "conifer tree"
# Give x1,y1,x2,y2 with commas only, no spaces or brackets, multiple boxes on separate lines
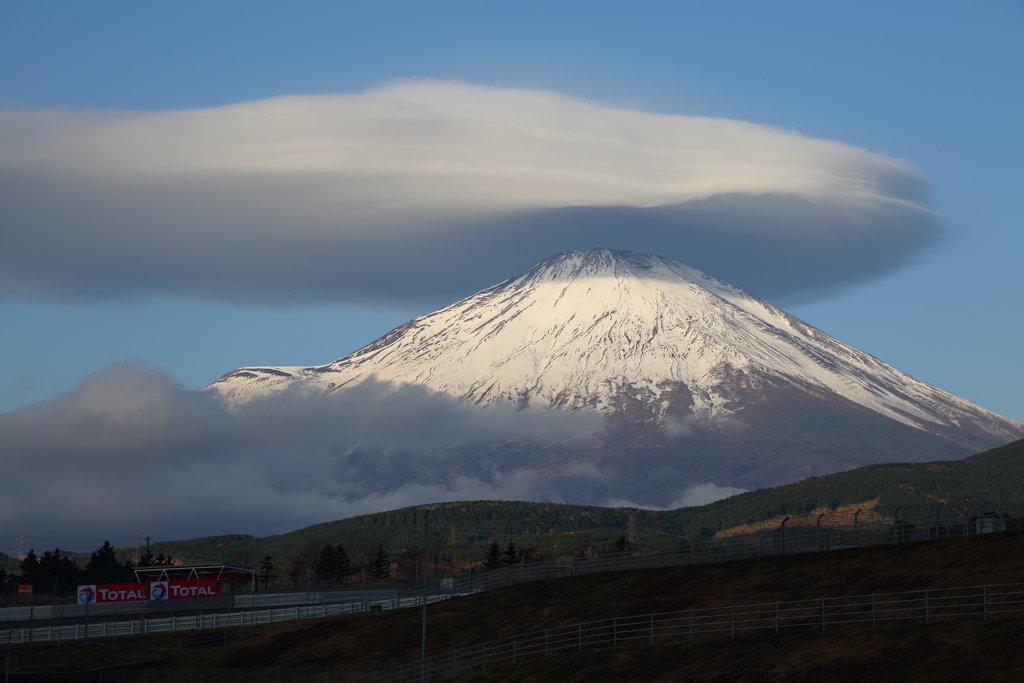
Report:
21,548,79,590
335,544,353,584
315,543,340,583
314,542,352,585
82,541,133,584
0,567,18,593
369,541,391,580
483,542,503,570
259,555,276,590
501,541,519,566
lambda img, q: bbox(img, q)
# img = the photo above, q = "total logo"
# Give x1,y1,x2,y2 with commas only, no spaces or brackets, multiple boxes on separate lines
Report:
170,583,217,598
150,581,169,600
78,586,96,604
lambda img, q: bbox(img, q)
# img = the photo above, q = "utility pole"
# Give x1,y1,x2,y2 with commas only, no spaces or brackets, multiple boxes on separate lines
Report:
422,505,439,683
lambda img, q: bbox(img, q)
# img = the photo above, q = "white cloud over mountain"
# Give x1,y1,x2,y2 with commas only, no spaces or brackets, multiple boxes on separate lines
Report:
1,80,938,307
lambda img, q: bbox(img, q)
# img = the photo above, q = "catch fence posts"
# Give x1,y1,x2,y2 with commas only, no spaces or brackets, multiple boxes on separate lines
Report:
893,505,903,544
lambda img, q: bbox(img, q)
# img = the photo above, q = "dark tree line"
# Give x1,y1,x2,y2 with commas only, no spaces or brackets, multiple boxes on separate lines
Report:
9,541,175,593
482,541,538,570
285,540,354,586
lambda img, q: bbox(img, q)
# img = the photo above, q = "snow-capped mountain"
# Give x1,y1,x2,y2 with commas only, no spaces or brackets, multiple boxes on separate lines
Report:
210,249,1022,495
213,249,1019,441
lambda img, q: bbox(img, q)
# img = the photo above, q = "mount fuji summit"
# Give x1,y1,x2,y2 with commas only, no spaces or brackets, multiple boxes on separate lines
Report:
210,249,1023,503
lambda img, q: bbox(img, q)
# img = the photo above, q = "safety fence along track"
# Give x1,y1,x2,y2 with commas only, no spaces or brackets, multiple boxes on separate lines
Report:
346,581,1024,683
20,582,1023,682
0,592,461,647
483,504,1024,589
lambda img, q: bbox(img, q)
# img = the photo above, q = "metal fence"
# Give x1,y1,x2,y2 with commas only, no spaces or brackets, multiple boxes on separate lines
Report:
0,592,462,648
482,504,1024,589
348,581,1024,683
4,668,382,682
23,581,1024,682
5,505,1017,648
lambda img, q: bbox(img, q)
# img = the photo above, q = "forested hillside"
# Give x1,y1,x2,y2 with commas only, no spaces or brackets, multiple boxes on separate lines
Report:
144,438,1024,569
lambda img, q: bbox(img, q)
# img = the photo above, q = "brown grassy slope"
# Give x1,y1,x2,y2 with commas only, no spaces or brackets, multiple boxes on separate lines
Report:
458,620,1024,683
713,498,883,538
147,530,1024,671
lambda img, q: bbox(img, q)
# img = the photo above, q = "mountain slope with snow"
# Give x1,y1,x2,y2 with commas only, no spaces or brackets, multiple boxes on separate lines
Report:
211,249,1022,450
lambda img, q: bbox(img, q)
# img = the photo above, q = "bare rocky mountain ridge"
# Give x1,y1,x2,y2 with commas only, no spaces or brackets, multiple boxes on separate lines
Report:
210,249,1023,504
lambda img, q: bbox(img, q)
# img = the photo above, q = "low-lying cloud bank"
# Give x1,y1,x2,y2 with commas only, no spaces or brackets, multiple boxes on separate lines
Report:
0,81,938,306
0,362,606,547
607,483,748,512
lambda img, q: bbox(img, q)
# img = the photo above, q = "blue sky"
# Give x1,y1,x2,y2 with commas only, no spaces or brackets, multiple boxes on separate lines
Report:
2,0,1024,544
1,2,1021,420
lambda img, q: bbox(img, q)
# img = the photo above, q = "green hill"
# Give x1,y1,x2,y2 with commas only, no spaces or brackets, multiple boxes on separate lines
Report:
145,438,1024,568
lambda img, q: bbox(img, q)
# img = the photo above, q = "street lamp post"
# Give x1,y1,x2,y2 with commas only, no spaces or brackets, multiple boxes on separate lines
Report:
422,505,439,682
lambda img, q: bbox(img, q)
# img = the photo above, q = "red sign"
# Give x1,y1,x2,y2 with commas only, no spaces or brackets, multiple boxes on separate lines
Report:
167,580,218,599
17,585,32,596
78,582,150,603
77,579,219,604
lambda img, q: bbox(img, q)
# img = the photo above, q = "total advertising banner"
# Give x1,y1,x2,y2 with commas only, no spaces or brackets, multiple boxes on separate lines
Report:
77,579,219,603
78,582,149,603
149,580,219,600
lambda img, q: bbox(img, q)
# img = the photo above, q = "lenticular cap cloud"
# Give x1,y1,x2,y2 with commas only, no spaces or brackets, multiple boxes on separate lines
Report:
0,80,937,306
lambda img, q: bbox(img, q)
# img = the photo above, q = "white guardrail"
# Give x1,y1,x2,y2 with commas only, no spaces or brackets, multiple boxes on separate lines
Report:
0,592,466,647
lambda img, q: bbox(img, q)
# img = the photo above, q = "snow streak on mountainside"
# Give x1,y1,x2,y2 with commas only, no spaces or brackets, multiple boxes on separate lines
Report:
211,249,1022,447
